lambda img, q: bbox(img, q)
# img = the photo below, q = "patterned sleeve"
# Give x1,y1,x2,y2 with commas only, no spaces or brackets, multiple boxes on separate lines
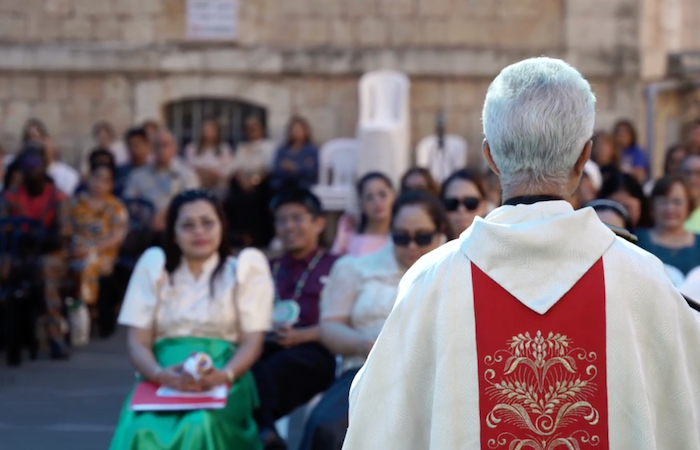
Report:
111,198,128,229
235,248,274,334
61,198,76,239
118,247,166,329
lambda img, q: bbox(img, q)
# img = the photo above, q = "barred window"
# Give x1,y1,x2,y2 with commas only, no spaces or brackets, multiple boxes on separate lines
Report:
165,98,267,151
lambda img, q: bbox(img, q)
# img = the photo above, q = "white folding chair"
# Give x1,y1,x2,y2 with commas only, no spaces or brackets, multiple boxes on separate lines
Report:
311,138,360,212
318,138,360,187
356,71,411,187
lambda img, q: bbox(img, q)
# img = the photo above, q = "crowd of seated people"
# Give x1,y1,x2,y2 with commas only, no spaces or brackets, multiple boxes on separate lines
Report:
3,110,700,450
0,114,321,367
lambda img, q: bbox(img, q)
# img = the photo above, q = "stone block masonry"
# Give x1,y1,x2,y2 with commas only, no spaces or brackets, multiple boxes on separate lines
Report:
0,0,688,171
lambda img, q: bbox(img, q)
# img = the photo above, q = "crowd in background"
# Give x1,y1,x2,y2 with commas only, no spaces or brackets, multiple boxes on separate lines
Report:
1,112,700,450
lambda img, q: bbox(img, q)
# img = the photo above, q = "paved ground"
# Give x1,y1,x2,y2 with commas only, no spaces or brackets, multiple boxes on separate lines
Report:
0,330,307,450
0,331,133,450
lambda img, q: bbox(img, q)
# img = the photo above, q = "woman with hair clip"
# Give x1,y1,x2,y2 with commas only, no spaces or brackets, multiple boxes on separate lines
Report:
110,189,274,450
331,172,395,257
585,199,633,231
184,119,234,192
298,190,449,450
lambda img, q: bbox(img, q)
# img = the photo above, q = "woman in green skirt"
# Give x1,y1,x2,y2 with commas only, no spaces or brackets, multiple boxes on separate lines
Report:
110,189,274,450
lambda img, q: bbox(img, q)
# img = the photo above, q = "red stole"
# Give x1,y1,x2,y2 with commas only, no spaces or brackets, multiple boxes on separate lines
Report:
472,259,610,449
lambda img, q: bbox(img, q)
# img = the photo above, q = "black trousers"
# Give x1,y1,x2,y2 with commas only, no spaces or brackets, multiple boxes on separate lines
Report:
252,341,336,431
297,368,360,450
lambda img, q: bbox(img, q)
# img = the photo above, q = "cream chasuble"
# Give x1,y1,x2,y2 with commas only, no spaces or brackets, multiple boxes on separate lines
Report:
343,201,700,450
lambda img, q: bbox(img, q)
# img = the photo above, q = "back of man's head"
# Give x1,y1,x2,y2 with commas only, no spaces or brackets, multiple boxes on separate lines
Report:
482,57,596,194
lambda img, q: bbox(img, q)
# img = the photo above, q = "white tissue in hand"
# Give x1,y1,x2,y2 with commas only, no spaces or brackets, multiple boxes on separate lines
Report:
183,352,213,380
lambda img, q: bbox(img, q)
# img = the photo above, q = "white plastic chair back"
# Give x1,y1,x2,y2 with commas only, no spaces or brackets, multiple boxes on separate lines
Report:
357,71,411,187
415,134,468,183
359,71,410,128
318,138,360,186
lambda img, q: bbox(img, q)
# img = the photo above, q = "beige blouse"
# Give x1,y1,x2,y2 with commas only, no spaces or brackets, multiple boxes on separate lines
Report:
231,139,275,176
184,142,235,178
118,247,273,342
321,244,406,371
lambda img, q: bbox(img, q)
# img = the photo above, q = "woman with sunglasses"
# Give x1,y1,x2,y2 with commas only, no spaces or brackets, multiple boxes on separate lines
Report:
298,190,448,450
110,189,274,450
440,169,487,239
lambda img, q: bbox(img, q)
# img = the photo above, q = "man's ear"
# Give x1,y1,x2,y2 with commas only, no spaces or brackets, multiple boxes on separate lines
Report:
315,216,327,235
574,140,592,176
482,140,500,175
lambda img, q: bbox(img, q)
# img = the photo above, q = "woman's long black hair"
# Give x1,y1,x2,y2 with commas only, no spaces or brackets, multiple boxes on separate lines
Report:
284,116,314,147
597,171,652,229
356,171,394,233
164,189,230,295
391,190,451,238
439,168,486,200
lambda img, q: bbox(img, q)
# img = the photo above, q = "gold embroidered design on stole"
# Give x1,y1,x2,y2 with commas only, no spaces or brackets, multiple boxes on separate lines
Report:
483,331,600,449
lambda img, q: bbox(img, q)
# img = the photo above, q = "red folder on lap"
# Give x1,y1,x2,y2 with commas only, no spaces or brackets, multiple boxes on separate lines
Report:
130,381,228,412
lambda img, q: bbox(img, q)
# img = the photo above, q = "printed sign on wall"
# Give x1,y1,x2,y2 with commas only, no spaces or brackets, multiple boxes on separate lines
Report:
186,0,238,41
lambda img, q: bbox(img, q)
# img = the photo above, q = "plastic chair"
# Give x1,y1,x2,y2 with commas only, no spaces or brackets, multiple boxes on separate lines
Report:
415,134,468,183
318,138,360,187
356,71,411,187
312,139,360,212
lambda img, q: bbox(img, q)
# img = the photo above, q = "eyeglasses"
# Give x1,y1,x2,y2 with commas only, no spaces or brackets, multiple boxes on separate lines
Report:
654,197,686,208
391,231,436,247
443,197,481,212
275,213,313,227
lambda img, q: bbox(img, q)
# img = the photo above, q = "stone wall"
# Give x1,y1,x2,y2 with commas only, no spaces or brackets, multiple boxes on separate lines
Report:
0,71,638,169
238,0,564,51
0,73,133,165
0,0,648,167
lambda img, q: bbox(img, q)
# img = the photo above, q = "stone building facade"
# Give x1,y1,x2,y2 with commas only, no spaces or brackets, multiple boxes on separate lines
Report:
0,0,698,172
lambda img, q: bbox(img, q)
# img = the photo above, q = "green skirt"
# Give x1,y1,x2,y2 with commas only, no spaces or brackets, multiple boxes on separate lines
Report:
109,337,262,450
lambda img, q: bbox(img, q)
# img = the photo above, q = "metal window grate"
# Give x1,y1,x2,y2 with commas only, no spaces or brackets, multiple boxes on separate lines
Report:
165,98,268,152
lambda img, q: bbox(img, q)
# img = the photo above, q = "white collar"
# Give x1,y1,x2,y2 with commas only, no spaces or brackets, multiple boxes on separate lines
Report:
354,243,402,277
461,201,615,314
176,253,221,285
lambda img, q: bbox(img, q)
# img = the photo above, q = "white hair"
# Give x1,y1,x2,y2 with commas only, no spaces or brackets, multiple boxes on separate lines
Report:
482,57,596,194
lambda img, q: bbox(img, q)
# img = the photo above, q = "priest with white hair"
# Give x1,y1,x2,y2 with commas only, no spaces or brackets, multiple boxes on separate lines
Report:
342,57,700,450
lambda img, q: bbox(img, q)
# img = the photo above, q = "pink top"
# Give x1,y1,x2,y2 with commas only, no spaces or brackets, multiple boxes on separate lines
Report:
331,213,391,257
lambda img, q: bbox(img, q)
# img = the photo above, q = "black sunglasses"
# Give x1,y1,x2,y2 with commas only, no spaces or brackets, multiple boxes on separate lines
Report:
392,231,436,247
443,196,481,212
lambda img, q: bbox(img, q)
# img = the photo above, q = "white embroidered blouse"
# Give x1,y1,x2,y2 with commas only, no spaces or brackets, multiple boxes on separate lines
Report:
321,243,406,371
118,247,273,343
